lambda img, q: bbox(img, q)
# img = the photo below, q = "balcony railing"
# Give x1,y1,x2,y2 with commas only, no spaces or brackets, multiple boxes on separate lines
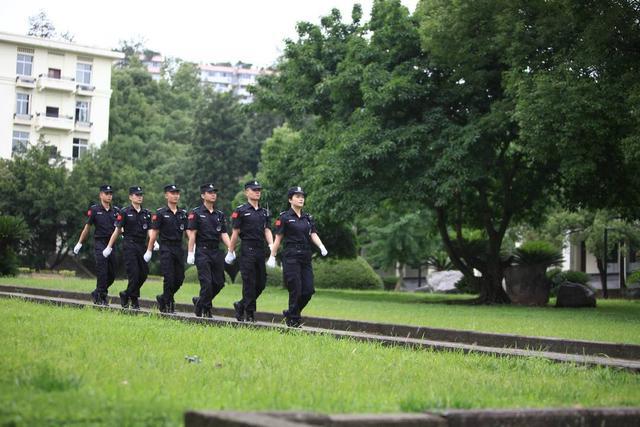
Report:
13,113,33,124
74,121,93,132
76,84,95,96
35,112,74,131
15,75,36,88
37,74,76,92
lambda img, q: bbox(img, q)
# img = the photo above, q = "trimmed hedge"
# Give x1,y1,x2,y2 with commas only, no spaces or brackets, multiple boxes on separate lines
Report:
512,241,563,267
313,257,382,290
265,266,284,288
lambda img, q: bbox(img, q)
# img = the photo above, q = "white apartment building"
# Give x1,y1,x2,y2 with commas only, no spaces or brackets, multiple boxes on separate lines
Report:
0,31,123,164
140,54,268,103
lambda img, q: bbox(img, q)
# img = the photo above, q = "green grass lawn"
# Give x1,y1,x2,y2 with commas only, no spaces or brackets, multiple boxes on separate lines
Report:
1,299,639,426
2,275,640,344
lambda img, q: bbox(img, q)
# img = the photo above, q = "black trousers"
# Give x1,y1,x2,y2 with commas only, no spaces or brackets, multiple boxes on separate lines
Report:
238,242,267,314
93,239,116,298
195,246,225,309
122,240,148,299
282,248,314,322
160,244,185,303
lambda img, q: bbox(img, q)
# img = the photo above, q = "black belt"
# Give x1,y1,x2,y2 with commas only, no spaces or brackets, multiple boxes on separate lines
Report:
161,240,182,246
287,243,310,250
241,240,264,247
197,240,218,246
94,237,110,243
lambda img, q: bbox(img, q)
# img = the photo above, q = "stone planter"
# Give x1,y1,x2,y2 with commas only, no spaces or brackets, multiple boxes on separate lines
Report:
504,264,550,306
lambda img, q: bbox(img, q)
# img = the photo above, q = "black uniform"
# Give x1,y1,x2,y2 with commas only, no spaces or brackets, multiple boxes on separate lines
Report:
86,203,119,303
187,204,227,313
275,208,317,325
151,206,187,308
116,205,151,303
232,203,270,318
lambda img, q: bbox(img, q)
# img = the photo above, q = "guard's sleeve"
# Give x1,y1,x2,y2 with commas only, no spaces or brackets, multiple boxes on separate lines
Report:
85,206,95,225
114,210,125,228
219,212,227,233
264,209,271,230
309,215,318,234
150,211,161,230
231,208,242,229
187,210,199,230
275,214,285,235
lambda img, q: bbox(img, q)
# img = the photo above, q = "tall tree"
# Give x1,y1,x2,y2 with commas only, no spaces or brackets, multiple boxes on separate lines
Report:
254,0,640,303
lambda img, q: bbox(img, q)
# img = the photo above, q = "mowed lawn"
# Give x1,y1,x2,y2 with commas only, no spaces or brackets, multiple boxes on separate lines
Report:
2,276,640,344
1,299,639,426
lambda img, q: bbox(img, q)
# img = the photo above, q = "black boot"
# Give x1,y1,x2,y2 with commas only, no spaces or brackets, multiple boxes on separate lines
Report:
233,301,244,322
246,312,256,323
156,294,167,313
130,297,140,310
119,291,129,308
203,306,212,318
192,297,202,317
91,290,100,305
169,300,176,314
101,294,109,306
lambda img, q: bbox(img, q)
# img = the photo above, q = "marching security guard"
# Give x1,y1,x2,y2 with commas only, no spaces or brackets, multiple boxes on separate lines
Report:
268,186,328,327
104,186,152,310
147,184,188,313
73,184,119,305
186,183,234,317
228,180,274,322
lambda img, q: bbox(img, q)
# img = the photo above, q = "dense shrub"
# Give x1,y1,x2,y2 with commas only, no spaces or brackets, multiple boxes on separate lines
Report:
265,265,284,288
627,270,640,286
382,276,397,291
512,241,563,267
313,257,382,290
563,270,590,285
454,275,479,294
0,216,29,276
547,268,592,296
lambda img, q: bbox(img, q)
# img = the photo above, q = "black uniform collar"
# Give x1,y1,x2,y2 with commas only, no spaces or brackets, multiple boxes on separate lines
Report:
200,203,216,214
287,207,304,218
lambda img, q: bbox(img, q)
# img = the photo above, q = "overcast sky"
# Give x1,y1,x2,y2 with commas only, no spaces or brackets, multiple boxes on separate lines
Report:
0,1,418,67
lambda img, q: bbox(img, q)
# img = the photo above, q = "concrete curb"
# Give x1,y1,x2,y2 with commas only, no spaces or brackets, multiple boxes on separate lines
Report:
184,408,640,427
2,291,640,372
2,284,639,360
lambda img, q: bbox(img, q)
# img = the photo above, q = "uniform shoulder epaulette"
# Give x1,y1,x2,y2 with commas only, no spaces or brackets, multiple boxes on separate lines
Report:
179,208,187,213
156,207,164,212
236,203,245,209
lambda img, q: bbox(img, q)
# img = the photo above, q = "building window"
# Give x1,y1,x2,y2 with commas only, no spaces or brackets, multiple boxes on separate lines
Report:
16,93,30,116
46,106,59,117
16,53,33,76
72,138,88,160
75,101,90,123
12,131,29,156
48,68,61,79
76,63,92,84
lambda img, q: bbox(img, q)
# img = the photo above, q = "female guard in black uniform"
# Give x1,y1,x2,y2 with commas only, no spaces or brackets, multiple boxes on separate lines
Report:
268,186,327,327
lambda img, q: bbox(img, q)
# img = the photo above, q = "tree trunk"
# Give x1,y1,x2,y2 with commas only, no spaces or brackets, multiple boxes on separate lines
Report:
394,261,404,291
595,257,606,292
476,258,510,304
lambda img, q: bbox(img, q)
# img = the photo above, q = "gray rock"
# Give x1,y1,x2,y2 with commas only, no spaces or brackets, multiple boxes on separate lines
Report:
504,264,550,306
555,282,597,308
426,270,464,293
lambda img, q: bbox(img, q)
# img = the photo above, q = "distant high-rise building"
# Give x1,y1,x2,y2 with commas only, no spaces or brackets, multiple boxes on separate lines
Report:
140,53,270,103
0,31,123,165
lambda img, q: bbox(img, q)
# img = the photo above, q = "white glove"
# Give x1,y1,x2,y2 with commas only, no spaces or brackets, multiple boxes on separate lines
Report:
143,250,152,263
153,241,160,251
224,251,236,264
320,245,328,257
73,242,82,255
266,256,276,268
102,247,112,258
187,251,195,265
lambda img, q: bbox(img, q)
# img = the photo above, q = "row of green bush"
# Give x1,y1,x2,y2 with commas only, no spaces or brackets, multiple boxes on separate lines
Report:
183,256,383,290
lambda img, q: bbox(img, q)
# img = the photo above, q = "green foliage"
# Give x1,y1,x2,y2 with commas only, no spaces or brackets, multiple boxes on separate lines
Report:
512,241,563,267
381,276,397,291
184,265,233,285
314,257,383,290
563,271,591,286
547,268,591,297
265,265,284,288
627,270,640,286
454,276,479,295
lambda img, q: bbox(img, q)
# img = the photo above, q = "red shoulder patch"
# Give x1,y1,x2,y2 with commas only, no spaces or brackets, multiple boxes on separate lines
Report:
275,219,281,227
231,212,239,219
87,209,92,216
116,214,123,221
152,214,158,221
188,213,195,220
